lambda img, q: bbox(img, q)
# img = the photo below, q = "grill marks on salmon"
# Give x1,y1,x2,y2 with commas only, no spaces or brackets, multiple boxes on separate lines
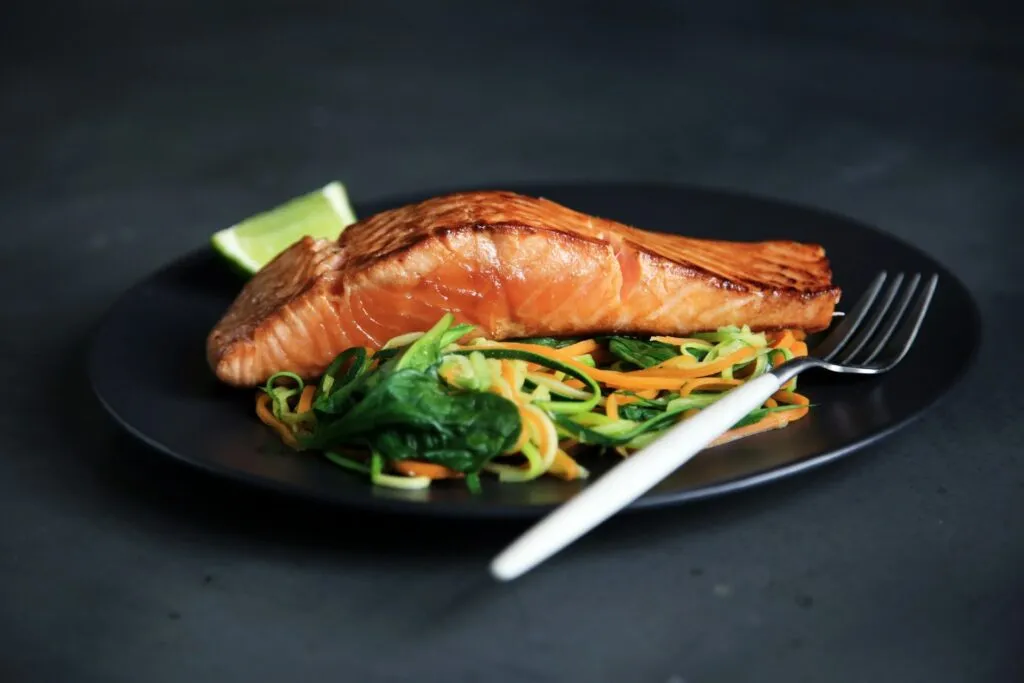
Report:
207,191,841,387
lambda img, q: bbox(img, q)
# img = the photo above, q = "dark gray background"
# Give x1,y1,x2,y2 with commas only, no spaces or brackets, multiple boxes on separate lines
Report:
2,2,1022,681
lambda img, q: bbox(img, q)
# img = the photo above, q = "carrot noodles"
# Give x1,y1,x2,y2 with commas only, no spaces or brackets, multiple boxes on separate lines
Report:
255,320,814,492
256,394,298,448
296,385,315,414
392,460,462,479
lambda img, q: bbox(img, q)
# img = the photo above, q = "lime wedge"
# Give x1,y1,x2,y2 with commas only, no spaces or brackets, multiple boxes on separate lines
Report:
211,181,357,275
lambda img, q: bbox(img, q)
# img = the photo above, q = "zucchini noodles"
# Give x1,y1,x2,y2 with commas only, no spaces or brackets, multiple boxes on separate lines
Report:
254,314,812,492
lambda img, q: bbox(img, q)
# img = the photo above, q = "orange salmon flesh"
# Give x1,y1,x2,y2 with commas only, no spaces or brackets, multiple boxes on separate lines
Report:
207,191,841,387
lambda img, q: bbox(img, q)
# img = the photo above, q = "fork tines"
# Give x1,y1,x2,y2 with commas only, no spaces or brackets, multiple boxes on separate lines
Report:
818,272,938,370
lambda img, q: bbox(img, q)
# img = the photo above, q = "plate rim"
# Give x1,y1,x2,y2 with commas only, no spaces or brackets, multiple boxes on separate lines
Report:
87,181,984,518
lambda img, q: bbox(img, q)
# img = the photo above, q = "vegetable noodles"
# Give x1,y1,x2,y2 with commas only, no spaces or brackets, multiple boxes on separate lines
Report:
255,314,812,492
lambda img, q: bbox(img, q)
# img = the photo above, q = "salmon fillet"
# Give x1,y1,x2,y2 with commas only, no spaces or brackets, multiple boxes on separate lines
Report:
207,190,841,387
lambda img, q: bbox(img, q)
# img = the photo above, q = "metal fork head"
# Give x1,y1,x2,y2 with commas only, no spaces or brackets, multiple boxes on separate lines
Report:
776,271,939,381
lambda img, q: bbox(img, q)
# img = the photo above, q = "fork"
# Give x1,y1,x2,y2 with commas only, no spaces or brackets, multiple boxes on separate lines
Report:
491,271,939,581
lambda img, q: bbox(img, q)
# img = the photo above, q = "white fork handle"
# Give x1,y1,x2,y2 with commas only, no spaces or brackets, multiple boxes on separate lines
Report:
490,372,785,581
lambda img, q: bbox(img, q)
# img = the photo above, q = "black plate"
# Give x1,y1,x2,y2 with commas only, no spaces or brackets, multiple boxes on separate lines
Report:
88,183,980,517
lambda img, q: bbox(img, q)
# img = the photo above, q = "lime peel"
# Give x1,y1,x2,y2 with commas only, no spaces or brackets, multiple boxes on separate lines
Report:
211,181,357,275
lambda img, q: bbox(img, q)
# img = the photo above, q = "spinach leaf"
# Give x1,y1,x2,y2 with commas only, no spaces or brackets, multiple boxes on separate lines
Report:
513,336,584,349
618,403,665,422
607,337,679,369
303,369,521,473
396,313,456,372
313,372,370,417
313,348,371,415
372,347,401,365
682,344,710,361
439,323,475,348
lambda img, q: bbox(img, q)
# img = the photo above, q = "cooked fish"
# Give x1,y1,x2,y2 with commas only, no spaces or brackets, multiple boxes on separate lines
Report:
207,191,841,387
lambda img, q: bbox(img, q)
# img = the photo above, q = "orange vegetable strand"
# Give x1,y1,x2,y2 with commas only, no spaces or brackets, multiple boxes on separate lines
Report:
771,330,795,351
554,339,601,358
679,377,743,396
296,385,315,414
392,460,462,479
256,394,298,448
548,449,585,481
606,393,620,421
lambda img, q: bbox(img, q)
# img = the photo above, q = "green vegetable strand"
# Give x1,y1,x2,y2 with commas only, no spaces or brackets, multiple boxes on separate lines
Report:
264,371,304,393
324,451,369,474
452,347,600,415
317,347,367,399
277,314,812,494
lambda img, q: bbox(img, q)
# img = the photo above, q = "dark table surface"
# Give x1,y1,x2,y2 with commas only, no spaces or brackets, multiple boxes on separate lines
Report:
3,2,1023,681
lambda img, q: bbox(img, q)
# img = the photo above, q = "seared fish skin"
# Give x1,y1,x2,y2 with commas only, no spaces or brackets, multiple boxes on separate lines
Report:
207,191,840,387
